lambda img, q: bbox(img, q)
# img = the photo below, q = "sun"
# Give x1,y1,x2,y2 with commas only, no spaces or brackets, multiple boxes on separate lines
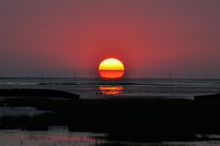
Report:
99,58,124,79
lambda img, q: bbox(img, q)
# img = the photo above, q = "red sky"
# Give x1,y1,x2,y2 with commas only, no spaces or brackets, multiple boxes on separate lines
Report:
0,0,220,78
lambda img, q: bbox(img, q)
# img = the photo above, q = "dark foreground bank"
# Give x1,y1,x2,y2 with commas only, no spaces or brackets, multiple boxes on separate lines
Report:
0,89,220,142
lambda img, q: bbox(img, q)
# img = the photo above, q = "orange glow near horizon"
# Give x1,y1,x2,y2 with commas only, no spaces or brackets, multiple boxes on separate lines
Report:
99,58,124,79
99,85,124,95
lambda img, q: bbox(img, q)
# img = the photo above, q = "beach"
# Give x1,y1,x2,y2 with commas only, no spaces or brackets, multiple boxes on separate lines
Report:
0,78,220,145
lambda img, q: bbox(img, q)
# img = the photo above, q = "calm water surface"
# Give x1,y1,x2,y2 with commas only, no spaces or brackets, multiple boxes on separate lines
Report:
0,77,220,145
0,77,219,99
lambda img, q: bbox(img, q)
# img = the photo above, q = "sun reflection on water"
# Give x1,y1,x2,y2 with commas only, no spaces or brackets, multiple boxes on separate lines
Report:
99,85,124,95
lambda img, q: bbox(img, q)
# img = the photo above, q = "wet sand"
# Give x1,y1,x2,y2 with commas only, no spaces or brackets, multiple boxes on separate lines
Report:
0,89,220,143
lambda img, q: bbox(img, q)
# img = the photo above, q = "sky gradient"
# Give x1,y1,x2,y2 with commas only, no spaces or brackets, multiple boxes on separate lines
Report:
0,0,220,78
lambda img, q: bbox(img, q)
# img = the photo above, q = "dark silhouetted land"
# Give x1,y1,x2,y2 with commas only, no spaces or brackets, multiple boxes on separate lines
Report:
0,89,220,142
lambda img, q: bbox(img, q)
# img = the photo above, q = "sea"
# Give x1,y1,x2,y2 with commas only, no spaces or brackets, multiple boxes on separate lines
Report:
0,77,220,99
0,77,220,146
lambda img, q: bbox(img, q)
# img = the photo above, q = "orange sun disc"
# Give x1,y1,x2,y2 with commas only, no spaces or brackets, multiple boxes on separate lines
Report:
99,58,124,79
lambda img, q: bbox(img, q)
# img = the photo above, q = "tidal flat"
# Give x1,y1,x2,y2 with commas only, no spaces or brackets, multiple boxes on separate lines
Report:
0,89,220,144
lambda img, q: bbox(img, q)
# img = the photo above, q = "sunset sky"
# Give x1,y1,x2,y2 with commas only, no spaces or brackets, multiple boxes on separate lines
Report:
0,0,220,78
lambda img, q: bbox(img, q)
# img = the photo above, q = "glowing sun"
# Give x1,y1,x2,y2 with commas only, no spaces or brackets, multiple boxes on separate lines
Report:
99,58,124,79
